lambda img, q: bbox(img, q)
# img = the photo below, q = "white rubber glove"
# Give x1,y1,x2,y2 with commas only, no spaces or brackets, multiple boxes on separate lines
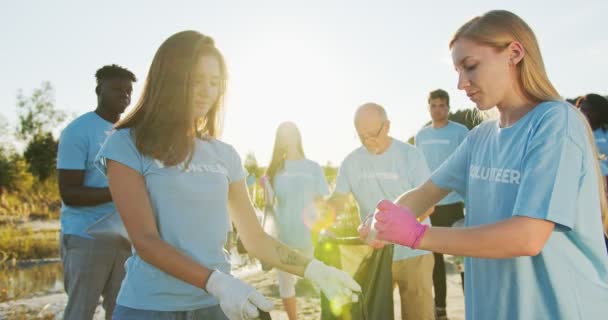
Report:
206,270,274,320
304,259,362,308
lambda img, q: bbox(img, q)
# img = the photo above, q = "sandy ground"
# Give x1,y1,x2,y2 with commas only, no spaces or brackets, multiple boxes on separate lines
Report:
0,258,465,320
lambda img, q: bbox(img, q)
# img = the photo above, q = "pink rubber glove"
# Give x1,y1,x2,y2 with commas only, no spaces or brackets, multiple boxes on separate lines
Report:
374,200,429,249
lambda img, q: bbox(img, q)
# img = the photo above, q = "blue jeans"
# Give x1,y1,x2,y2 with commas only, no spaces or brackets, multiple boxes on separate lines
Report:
112,304,229,320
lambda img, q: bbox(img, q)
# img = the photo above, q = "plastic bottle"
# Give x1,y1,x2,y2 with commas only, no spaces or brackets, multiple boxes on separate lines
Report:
365,212,378,243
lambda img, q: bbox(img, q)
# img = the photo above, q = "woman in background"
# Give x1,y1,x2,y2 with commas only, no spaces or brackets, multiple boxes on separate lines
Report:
578,93,608,253
260,121,330,320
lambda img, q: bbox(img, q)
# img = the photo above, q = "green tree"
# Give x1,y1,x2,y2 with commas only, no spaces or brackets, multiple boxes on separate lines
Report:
323,161,338,186
0,115,32,192
244,152,262,178
0,150,35,192
23,133,58,181
0,114,12,150
448,108,484,129
16,81,66,142
14,82,66,181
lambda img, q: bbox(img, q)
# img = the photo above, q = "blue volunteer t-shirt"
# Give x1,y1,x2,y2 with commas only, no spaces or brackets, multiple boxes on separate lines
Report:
96,129,246,311
335,139,432,261
273,159,330,249
416,120,468,205
431,101,608,320
593,128,608,176
57,111,116,238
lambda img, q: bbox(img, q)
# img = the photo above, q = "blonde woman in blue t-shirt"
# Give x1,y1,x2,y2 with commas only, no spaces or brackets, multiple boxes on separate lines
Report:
359,10,608,320
260,121,330,320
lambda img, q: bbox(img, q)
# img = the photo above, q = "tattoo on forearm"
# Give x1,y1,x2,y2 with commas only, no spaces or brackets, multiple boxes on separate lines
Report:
275,245,309,266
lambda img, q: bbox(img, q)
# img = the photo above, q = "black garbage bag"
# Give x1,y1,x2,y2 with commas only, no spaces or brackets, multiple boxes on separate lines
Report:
259,310,271,320
315,230,394,320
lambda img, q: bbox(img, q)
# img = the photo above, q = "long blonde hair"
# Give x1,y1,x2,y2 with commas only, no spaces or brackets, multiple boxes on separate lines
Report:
116,31,227,167
451,10,608,236
265,122,305,185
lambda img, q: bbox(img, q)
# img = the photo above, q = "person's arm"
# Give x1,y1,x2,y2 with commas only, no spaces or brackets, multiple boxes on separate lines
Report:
358,179,447,247
369,198,555,258
56,125,113,206
395,179,448,218
106,160,213,288
229,179,311,275
390,179,554,257
418,216,554,258
229,179,361,302
416,206,435,222
58,169,112,206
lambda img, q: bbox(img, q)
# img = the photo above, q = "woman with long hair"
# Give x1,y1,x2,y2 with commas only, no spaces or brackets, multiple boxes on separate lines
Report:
260,122,329,320
359,11,608,319
578,93,608,253
96,31,360,320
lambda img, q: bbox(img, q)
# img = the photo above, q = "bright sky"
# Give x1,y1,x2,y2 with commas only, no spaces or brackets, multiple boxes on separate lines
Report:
1,0,607,165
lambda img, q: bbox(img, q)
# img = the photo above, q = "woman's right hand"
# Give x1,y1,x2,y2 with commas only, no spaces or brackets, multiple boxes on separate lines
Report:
206,270,273,320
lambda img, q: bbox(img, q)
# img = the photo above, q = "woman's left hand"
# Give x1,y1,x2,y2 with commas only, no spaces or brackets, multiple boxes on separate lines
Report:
304,259,361,309
374,200,429,249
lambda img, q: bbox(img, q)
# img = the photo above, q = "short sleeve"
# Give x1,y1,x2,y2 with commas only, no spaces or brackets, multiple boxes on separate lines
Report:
57,125,87,170
95,129,145,176
414,131,422,148
408,147,431,187
314,163,330,196
430,135,471,196
334,158,351,195
458,125,470,143
226,145,247,183
512,110,584,229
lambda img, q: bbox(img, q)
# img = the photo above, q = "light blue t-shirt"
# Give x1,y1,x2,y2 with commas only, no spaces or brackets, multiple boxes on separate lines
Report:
335,139,432,261
57,111,115,238
96,129,246,311
416,120,468,205
431,101,608,320
273,159,330,249
593,128,608,176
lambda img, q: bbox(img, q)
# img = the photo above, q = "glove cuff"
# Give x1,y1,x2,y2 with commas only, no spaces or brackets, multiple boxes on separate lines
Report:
411,224,429,249
205,269,225,297
303,258,323,279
